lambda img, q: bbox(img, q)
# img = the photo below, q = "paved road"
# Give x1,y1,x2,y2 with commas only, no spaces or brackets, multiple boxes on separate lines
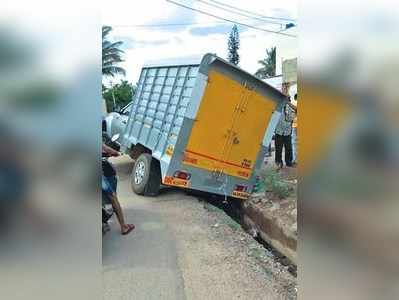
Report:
103,156,186,300
102,156,277,300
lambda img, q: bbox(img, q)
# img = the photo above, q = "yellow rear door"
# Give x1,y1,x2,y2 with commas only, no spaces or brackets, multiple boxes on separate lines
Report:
223,86,275,178
183,70,275,179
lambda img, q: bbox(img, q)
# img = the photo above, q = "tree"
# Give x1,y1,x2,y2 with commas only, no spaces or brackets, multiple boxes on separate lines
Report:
255,47,276,79
227,25,240,65
102,26,126,77
102,80,135,112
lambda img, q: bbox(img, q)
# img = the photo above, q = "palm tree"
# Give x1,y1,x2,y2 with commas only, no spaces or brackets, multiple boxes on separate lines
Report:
102,26,126,77
255,47,276,79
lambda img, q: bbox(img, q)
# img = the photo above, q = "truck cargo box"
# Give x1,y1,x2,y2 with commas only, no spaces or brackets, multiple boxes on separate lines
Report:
121,53,286,199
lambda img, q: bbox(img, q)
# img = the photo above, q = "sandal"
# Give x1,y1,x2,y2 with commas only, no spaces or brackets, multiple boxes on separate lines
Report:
122,224,135,235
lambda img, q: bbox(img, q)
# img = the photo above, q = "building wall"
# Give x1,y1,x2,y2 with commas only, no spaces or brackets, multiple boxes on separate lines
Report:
282,58,297,95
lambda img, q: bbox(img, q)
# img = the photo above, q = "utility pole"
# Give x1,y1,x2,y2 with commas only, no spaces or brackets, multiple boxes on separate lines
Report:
109,79,117,111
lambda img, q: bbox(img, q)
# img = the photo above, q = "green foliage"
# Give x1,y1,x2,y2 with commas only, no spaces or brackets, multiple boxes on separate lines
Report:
102,25,126,77
102,80,135,112
264,169,291,199
227,25,240,65
255,47,276,79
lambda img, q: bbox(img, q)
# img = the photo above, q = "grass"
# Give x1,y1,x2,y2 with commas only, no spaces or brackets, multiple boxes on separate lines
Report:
250,247,265,260
263,169,292,199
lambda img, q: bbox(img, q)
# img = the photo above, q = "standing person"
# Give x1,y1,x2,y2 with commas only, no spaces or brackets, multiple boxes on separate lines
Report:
291,93,298,165
274,97,296,168
102,142,135,235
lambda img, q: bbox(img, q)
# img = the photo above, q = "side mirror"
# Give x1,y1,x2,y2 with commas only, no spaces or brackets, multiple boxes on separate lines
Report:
111,134,120,142
120,109,131,116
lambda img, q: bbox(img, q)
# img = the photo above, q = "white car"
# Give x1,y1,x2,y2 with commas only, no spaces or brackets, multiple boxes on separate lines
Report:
103,101,132,144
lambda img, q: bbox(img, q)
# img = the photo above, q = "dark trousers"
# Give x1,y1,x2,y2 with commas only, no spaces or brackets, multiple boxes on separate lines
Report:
275,134,293,166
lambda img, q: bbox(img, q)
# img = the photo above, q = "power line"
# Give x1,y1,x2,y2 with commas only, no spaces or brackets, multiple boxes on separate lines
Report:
192,0,287,25
110,19,255,28
207,0,296,22
166,0,297,37
112,23,220,28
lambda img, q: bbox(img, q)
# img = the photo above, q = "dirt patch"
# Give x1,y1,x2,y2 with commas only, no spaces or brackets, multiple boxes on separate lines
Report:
158,190,297,300
202,200,297,299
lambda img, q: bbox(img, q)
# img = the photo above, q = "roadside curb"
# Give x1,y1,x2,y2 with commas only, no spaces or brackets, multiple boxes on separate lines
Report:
242,200,297,265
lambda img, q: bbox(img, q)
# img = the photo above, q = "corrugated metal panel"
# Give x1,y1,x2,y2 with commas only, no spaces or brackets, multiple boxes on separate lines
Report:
143,55,203,68
124,63,200,159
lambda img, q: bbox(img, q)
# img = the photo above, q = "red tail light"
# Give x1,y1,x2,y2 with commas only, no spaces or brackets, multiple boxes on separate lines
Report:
173,170,191,180
234,184,248,192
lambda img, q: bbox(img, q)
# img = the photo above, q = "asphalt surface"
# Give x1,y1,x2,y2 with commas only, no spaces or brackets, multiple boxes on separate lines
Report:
102,156,186,300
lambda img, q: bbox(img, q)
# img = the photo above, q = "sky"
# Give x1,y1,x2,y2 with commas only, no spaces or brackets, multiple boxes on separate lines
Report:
101,0,298,84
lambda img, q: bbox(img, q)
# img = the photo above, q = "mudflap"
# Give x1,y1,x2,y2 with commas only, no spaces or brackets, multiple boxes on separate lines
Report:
144,158,162,196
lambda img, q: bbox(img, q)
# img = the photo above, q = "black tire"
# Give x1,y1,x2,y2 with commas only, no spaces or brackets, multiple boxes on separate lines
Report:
131,153,161,196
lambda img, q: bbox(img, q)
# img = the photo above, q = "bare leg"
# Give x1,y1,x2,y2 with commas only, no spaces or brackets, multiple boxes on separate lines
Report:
110,193,134,234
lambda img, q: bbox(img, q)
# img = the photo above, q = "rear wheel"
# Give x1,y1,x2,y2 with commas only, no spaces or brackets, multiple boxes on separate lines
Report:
131,153,161,196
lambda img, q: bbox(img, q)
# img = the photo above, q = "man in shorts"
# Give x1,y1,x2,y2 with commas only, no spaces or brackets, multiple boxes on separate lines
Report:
102,143,135,235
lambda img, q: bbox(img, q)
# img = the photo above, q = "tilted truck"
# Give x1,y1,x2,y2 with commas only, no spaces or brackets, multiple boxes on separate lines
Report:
120,53,286,199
